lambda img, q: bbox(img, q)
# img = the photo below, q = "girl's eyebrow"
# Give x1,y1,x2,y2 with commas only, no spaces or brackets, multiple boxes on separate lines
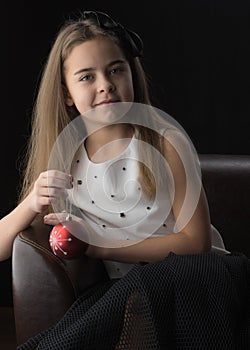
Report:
73,59,127,76
74,67,94,76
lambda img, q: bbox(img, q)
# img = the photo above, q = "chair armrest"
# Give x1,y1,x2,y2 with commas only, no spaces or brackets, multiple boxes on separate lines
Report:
12,218,109,345
199,154,250,257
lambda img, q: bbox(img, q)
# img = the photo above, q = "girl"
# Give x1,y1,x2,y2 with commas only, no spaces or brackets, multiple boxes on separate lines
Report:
6,10,244,350
0,10,224,270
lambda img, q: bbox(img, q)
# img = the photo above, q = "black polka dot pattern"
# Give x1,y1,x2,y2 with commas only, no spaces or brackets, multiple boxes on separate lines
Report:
71,149,171,239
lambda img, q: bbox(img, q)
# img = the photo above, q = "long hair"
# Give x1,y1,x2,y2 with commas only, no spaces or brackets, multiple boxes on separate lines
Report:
18,15,167,206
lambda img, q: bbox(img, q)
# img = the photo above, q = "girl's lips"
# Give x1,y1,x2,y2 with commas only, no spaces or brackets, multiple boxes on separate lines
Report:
95,100,119,106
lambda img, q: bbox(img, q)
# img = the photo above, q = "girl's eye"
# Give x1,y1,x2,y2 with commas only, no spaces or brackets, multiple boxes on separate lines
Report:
110,67,123,75
80,74,92,82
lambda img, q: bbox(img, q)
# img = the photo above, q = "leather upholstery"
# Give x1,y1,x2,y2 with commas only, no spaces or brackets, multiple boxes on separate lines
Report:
12,154,250,345
199,154,250,256
12,220,109,345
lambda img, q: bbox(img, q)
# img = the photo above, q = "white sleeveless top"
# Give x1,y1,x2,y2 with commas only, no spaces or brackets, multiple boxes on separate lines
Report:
69,135,227,278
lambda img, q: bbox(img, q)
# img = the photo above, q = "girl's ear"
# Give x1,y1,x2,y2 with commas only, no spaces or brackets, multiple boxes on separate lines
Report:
63,85,74,106
65,94,74,106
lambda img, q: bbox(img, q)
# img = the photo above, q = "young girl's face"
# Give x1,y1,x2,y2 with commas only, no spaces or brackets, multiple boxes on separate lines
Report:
63,37,134,116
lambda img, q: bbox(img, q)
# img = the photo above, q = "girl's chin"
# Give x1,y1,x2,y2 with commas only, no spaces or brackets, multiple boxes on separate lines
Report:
82,102,133,126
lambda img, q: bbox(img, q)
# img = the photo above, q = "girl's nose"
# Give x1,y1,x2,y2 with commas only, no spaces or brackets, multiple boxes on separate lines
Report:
98,76,115,93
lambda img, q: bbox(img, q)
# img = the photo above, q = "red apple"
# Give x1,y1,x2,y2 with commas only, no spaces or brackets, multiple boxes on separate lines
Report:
49,222,89,259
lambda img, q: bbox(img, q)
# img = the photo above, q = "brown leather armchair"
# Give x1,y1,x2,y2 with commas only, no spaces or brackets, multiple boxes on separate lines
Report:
12,154,250,346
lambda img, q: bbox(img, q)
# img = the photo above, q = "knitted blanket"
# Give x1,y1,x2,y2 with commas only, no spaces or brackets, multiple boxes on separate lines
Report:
17,252,250,349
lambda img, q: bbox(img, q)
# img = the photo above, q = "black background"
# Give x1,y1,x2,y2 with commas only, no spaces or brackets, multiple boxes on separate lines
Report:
1,0,250,305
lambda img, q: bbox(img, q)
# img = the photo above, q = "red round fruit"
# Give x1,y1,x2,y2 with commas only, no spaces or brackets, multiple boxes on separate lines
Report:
49,222,88,259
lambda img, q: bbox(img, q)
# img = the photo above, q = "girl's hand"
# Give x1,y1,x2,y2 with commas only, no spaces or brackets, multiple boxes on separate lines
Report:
43,212,70,226
28,170,73,214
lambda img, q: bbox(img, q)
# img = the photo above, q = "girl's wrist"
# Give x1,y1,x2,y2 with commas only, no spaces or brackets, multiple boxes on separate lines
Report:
85,244,109,260
22,193,39,216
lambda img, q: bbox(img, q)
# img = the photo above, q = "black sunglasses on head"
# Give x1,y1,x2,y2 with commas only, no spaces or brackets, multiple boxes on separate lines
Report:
83,10,143,57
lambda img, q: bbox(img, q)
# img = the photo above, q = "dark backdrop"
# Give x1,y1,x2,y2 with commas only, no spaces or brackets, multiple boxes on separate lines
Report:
1,0,250,305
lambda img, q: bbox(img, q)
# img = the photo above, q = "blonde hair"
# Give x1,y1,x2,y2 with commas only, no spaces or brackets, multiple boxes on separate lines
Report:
19,15,167,205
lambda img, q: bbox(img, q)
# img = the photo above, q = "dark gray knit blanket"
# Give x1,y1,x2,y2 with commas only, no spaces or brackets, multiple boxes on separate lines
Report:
17,252,250,349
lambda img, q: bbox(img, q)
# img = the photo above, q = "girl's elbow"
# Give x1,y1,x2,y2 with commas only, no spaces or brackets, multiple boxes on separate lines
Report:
197,233,212,253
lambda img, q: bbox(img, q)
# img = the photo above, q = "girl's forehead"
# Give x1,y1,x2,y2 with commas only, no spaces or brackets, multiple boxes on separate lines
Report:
65,38,126,67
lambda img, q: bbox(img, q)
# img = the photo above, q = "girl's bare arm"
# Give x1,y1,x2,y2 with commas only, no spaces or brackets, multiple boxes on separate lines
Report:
0,170,72,261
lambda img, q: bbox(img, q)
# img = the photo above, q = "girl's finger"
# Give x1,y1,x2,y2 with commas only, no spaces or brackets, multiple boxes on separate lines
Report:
44,212,68,225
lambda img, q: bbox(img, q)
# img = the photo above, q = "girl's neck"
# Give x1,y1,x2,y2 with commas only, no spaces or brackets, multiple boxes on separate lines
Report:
84,124,134,163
